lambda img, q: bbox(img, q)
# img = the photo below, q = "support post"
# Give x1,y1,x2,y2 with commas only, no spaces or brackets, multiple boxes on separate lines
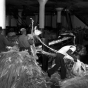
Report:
65,9,72,30
0,0,6,35
56,8,63,35
18,9,23,26
38,0,48,71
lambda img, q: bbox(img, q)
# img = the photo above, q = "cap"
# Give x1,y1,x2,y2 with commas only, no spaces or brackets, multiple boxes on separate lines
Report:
20,28,26,32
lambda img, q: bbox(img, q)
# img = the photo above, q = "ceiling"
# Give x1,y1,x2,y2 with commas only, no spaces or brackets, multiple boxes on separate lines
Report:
6,0,88,15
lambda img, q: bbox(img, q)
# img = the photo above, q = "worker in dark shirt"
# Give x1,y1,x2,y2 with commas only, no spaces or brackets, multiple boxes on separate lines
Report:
0,27,14,53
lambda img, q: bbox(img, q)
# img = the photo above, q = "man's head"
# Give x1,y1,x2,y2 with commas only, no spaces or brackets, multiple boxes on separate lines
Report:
76,44,82,52
20,28,26,34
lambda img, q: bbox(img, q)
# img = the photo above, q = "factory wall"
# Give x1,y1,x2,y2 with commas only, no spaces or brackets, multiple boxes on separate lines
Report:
6,14,88,29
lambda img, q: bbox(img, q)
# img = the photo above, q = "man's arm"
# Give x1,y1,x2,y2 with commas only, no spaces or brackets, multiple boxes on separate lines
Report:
41,50,56,57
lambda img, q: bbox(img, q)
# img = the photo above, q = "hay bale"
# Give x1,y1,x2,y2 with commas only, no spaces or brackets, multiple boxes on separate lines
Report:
61,75,88,88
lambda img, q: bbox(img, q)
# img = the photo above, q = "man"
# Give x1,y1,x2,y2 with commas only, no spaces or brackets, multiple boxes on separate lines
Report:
0,27,14,53
18,28,30,50
18,28,34,55
47,45,77,79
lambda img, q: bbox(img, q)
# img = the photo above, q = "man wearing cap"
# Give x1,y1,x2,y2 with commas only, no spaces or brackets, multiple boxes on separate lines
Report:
18,28,32,52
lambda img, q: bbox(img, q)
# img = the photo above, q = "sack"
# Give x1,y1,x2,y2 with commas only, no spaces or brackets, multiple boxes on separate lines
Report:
72,59,86,76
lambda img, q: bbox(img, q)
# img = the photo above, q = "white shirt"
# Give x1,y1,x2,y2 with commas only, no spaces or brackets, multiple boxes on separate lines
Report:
57,45,76,61
58,45,76,55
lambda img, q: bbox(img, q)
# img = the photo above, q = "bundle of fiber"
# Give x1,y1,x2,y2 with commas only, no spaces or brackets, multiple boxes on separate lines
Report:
72,59,86,77
0,49,50,88
50,72,61,86
64,56,86,77
64,59,75,78
61,75,88,88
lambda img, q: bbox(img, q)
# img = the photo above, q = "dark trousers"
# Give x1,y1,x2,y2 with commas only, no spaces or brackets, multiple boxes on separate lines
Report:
42,55,49,71
42,38,49,72
47,53,66,79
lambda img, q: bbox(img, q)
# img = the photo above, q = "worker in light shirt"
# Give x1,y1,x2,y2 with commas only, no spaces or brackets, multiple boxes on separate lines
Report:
18,28,33,53
47,45,77,79
58,45,77,61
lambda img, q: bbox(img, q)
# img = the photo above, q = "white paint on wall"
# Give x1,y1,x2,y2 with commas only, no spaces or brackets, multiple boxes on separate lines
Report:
71,15,88,28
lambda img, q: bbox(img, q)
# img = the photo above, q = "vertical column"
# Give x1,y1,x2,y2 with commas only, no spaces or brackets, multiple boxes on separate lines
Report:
65,9,72,30
35,13,38,25
18,9,23,26
6,16,10,26
38,0,48,71
0,0,6,35
9,16,11,26
38,0,48,36
52,14,56,28
51,13,52,27
56,8,63,35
